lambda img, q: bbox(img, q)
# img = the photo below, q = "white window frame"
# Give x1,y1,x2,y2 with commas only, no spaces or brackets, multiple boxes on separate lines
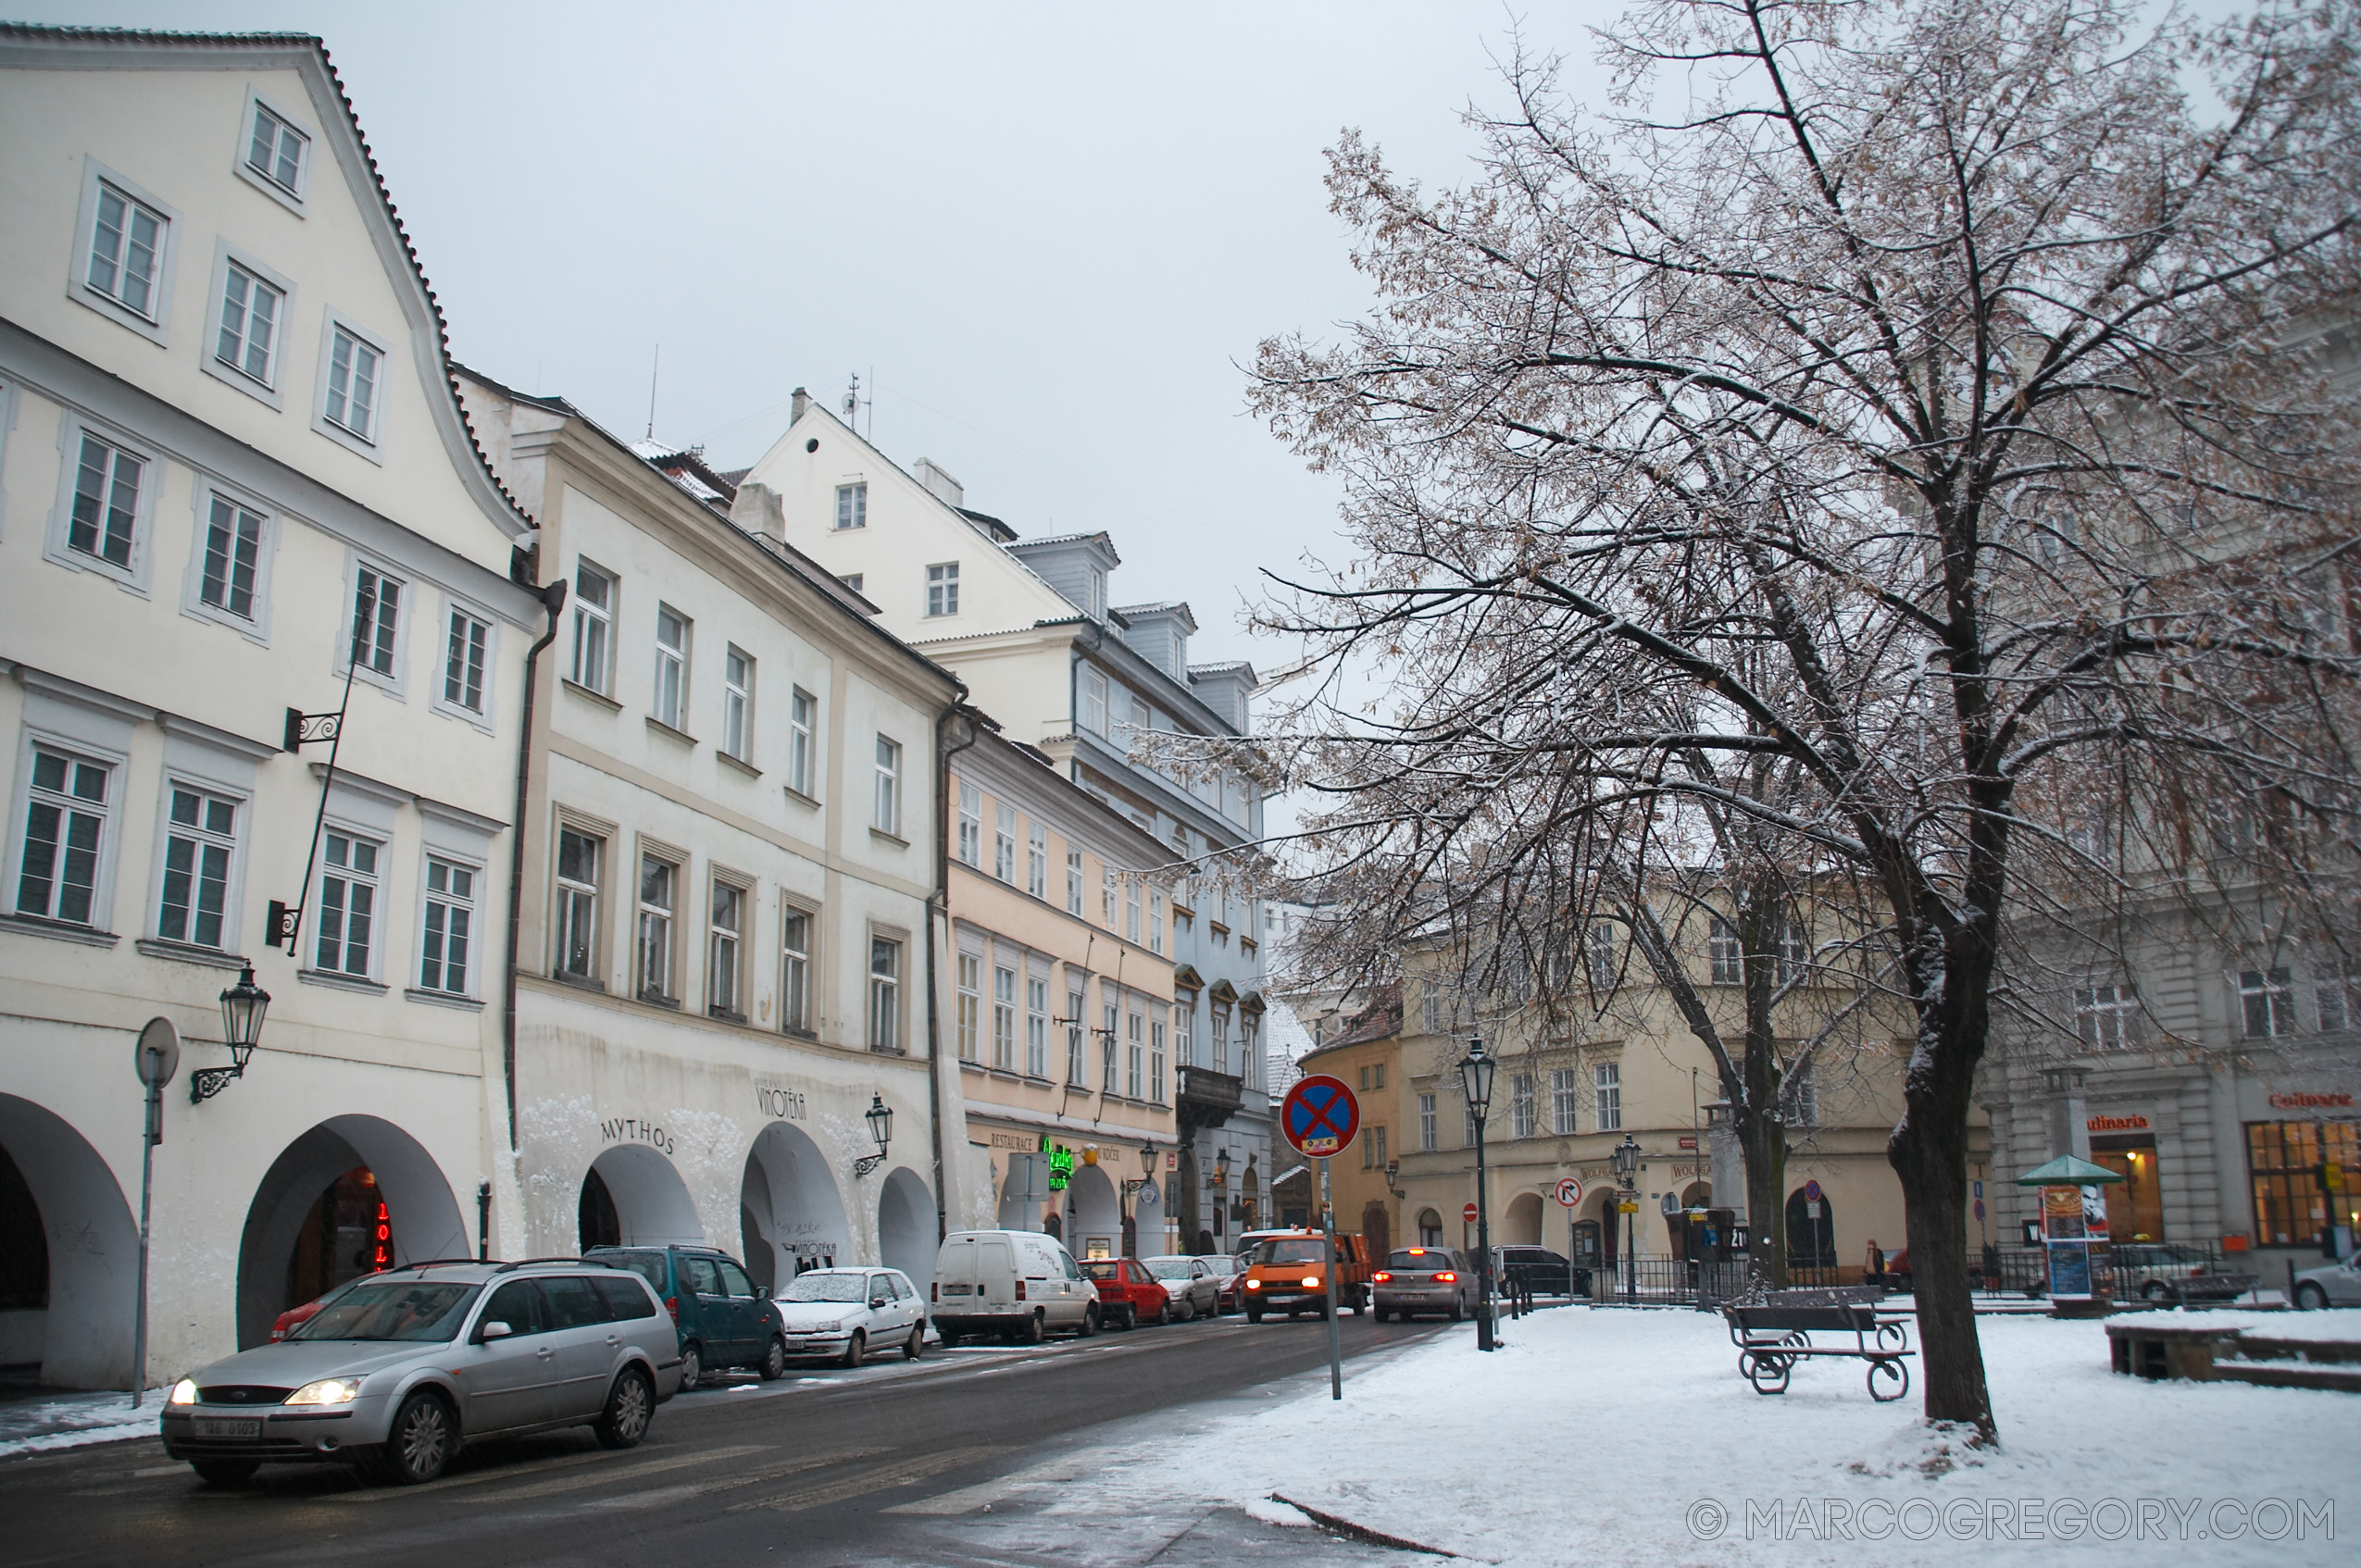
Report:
69,158,180,345
1511,1073,1536,1139
1066,983,1088,1083
873,735,902,837
652,604,690,731
1027,819,1047,900
926,561,959,617
1419,1092,1438,1151
993,962,1018,1070
201,241,294,406
2074,984,2140,1050
636,850,679,1002
1067,848,1084,916
151,776,246,952
956,780,982,866
1594,1061,1622,1132
45,415,159,592
9,738,121,931
1026,971,1050,1077
1242,1013,1260,1092
1151,1014,1167,1103
720,646,754,762
2240,967,2294,1039
338,553,409,696
1081,666,1108,736
569,560,616,694
1149,890,1165,955
312,308,391,461
994,802,1017,882
787,688,818,800
236,89,314,212
956,948,981,1063
869,932,904,1052
432,595,498,730
708,875,747,1019
553,823,603,982
311,826,385,982
1125,877,1142,943
1174,995,1194,1066
1551,1067,1579,1135
1708,916,1743,985
180,483,278,643
779,900,814,1035
1127,1009,1145,1100
835,481,868,530
416,851,481,998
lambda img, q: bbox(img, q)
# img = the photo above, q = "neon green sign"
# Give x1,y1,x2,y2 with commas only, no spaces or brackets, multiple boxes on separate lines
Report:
1042,1136,1074,1192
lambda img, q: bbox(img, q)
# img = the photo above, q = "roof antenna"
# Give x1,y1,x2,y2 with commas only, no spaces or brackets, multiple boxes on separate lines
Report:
842,371,861,429
644,344,660,441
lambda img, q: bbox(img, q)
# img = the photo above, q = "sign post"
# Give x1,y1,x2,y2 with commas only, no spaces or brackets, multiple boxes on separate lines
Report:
1280,1074,1359,1400
131,1018,180,1408
1555,1177,1583,1297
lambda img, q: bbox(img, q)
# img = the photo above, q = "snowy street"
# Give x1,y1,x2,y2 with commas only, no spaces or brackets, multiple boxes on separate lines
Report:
1071,1304,2355,1566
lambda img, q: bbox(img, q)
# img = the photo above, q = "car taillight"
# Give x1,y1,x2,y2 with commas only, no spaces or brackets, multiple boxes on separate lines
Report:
665,1296,680,1322
1373,1271,1392,1283
931,1281,939,1301
1016,1280,1027,1301
1435,1272,1457,1282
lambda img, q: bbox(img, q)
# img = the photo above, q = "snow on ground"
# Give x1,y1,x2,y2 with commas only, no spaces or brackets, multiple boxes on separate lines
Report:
1085,1307,2359,1566
0,1389,159,1458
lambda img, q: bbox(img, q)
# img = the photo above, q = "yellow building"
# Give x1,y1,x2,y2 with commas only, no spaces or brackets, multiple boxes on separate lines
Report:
947,720,1178,1257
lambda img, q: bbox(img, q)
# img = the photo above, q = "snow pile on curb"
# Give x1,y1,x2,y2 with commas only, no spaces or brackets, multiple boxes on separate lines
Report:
1088,1307,2355,1565
0,1390,158,1458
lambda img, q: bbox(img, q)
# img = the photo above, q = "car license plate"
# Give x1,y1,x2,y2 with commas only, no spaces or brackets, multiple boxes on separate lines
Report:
194,1418,260,1439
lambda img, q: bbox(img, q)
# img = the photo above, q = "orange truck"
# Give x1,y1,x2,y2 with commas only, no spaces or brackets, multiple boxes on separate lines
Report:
1241,1228,1373,1322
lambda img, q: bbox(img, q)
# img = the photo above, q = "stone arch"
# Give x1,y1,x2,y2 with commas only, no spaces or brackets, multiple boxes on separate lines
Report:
0,1094,139,1389
1786,1186,1837,1270
1504,1190,1545,1246
877,1166,933,1297
1415,1207,1443,1248
236,1115,466,1350
742,1121,850,1291
1067,1163,1119,1259
579,1143,703,1257
1593,1189,1624,1265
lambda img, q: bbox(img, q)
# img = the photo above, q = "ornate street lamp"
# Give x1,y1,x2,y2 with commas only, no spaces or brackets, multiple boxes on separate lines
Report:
853,1093,893,1177
1458,1034,1499,1350
1610,1132,1642,1300
1214,1146,1231,1188
191,965,270,1103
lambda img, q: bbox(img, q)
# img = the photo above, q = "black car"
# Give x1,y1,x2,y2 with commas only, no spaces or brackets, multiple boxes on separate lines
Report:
1492,1245,1589,1297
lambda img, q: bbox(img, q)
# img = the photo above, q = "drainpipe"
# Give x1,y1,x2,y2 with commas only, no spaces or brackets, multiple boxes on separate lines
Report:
502,575,569,1151
929,690,976,1244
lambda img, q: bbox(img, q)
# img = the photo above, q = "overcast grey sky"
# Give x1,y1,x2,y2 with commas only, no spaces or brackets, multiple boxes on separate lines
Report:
31,0,1614,671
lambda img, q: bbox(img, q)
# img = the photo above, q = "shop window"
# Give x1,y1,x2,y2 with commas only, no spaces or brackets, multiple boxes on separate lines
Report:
2246,1120,2361,1247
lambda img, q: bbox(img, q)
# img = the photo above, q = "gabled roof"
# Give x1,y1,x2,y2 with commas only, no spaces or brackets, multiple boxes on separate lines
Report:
0,23,533,541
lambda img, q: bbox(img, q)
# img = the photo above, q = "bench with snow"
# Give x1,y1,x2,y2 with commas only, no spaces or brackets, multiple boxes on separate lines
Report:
1723,1288,1914,1402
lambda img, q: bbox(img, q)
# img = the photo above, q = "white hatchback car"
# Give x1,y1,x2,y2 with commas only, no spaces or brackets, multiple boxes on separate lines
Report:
772,1267,926,1367
1141,1256,1221,1320
2292,1255,2361,1310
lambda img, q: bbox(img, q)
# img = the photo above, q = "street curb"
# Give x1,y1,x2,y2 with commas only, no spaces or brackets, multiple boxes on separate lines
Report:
1270,1493,1457,1557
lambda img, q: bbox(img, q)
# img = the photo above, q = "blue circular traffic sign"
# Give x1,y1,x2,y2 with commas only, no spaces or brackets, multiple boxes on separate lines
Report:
1281,1074,1360,1158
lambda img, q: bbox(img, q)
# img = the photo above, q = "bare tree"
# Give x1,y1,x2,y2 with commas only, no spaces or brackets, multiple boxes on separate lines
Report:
1231,0,2361,1440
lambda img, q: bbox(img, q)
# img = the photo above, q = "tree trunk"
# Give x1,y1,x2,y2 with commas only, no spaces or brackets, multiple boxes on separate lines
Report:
1889,1005,1997,1441
1742,1110,1788,1289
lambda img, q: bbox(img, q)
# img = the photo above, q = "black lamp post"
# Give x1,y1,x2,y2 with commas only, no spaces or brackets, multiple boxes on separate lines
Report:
191,965,270,1103
853,1093,893,1177
1459,1034,1498,1350
1610,1132,1642,1301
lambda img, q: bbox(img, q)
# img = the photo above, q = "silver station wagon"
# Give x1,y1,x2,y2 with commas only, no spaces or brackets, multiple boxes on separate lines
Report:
160,1259,684,1486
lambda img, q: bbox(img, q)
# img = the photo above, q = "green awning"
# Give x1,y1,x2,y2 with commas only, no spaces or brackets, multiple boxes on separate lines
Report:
2015,1154,2125,1187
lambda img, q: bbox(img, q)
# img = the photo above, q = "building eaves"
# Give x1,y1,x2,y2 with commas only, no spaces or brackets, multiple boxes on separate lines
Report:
0,25,537,542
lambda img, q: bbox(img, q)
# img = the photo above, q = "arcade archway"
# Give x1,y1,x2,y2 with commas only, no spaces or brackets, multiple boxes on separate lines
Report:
1067,1164,1119,1259
237,1116,466,1350
1504,1190,1544,1245
741,1122,849,1292
877,1166,932,1295
0,1095,138,1388
579,1143,704,1256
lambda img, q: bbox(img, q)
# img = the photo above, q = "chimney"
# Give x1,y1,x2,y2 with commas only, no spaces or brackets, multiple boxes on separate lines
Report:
914,457,965,511
790,387,809,425
729,480,786,544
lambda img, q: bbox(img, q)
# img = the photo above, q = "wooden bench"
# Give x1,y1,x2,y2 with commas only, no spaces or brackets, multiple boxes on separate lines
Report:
1724,1288,1914,1402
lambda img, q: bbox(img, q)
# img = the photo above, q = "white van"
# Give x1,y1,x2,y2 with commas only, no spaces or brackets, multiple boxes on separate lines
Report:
932,1229,1098,1343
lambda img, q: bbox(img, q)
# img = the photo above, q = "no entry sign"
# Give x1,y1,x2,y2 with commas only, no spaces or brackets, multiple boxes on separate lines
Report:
1462,1202,1480,1224
1281,1075,1359,1158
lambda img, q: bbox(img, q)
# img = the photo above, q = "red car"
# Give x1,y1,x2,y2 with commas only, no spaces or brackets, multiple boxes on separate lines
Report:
1079,1257,1170,1329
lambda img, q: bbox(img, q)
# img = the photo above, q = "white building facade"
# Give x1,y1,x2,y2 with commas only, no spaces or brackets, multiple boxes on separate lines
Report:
736,400,1273,1252
0,30,543,1386
456,371,961,1300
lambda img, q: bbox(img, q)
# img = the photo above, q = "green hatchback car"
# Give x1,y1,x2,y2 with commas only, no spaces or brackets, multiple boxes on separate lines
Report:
586,1245,787,1386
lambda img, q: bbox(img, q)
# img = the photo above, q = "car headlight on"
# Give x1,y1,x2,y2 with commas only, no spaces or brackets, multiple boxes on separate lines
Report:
284,1378,362,1406
1302,1276,1320,1288
169,1379,199,1406
1244,1279,1260,1290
